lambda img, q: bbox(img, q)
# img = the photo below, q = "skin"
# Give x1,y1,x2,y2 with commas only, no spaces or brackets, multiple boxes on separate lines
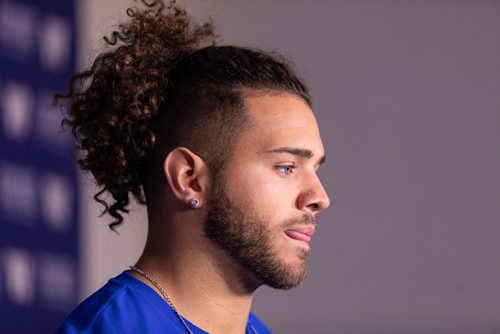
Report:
134,92,330,334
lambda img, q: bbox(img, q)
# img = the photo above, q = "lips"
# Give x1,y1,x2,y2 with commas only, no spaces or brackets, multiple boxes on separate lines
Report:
284,226,315,244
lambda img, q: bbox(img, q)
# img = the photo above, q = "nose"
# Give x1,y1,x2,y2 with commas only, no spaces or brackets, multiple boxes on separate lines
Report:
298,174,330,214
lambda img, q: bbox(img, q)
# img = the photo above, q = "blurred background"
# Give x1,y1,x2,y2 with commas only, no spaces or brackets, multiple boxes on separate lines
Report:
0,0,499,333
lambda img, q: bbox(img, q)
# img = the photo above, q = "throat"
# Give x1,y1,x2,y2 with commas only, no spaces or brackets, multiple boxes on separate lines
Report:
134,242,257,334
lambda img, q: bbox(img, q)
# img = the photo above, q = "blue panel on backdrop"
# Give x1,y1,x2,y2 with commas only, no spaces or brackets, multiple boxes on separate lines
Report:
0,0,78,332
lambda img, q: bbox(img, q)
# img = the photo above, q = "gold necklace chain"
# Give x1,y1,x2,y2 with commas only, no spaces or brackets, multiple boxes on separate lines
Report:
129,266,258,334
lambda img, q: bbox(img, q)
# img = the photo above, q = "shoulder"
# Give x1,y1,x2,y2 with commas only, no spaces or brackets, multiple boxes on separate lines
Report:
248,312,273,334
54,271,185,334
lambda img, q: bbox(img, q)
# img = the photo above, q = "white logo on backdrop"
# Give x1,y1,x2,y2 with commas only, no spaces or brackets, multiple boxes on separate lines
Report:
40,173,73,232
0,162,37,221
38,15,71,72
1,81,34,141
0,1,35,57
39,252,76,309
3,248,36,306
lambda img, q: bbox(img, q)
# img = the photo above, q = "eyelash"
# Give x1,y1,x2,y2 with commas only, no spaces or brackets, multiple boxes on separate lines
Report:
275,164,295,176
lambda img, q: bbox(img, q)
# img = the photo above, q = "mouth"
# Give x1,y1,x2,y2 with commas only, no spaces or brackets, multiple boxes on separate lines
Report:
284,226,315,246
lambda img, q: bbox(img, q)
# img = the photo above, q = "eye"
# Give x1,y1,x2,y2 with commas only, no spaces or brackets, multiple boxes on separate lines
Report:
276,165,295,176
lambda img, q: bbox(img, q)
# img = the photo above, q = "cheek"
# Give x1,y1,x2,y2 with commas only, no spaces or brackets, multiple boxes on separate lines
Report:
224,163,296,218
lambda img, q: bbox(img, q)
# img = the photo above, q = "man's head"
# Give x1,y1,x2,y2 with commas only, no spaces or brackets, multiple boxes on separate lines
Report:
57,0,329,289
149,44,329,289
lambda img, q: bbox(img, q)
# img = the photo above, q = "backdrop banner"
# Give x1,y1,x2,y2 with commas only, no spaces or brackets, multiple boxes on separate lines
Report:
0,0,78,332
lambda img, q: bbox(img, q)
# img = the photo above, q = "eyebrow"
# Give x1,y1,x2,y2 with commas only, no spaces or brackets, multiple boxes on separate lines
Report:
264,147,326,165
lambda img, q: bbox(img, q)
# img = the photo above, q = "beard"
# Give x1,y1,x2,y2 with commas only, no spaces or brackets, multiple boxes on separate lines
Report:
204,179,316,290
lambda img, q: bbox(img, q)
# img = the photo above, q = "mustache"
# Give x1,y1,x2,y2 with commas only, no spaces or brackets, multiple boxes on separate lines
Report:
279,214,317,231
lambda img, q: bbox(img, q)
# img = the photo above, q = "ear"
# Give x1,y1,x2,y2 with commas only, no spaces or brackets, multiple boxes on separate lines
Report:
163,147,210,208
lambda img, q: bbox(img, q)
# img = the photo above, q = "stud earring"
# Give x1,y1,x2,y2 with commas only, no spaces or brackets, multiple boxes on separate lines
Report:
190,198,200,207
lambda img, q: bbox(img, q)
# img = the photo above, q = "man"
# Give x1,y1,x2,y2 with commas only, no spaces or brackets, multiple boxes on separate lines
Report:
55,1,329,333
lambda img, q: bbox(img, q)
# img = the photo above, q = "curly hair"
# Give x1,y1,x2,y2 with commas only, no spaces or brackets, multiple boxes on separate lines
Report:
55,0,310,230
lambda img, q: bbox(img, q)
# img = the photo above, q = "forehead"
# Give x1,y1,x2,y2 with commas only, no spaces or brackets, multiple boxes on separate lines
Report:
237,93,324,155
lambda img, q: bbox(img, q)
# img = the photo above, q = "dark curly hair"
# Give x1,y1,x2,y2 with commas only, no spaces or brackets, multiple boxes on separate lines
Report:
55,0,310,230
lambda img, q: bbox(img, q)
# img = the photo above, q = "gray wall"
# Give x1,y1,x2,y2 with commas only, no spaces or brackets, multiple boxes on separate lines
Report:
79,1,500,333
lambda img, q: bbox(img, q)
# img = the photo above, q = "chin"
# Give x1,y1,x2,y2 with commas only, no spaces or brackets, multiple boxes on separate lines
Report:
258,253,310,290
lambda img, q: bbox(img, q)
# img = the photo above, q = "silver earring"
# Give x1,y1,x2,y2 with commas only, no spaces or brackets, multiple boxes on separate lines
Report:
191,198,200,207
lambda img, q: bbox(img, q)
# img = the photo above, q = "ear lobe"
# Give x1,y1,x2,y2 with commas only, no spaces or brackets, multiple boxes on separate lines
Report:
163,147,208,207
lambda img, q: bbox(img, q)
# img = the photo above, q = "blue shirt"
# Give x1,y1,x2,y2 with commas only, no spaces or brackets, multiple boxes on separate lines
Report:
55,271,271,333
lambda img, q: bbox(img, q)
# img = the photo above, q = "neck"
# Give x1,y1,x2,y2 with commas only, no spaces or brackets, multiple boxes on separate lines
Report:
133,210,258,333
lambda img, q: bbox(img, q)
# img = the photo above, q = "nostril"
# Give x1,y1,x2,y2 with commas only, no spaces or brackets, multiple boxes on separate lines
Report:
308,203,319,209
